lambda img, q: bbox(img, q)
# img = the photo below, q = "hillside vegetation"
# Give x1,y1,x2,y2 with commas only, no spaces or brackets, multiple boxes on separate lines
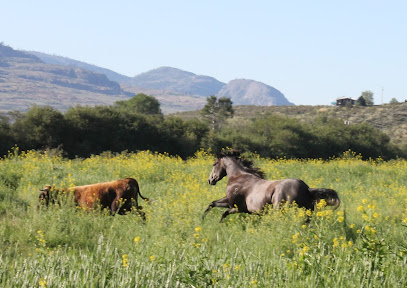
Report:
174,103,407,147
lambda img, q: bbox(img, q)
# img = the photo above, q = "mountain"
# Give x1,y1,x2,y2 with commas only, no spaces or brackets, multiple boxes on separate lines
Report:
0,43,131,112
30,51,294,108
217,79,294,106
0,43,294,113
128,66,225,97
29,51,130,83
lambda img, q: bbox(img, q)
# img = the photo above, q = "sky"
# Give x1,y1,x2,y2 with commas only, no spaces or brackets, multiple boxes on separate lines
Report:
1,0,407,105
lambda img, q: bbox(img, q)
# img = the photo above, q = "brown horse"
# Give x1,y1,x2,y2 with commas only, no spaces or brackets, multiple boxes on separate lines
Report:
203,151,340,222
39,178,149,216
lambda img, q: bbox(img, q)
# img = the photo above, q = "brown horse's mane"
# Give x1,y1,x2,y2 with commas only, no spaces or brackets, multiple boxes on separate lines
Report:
217,150,266,179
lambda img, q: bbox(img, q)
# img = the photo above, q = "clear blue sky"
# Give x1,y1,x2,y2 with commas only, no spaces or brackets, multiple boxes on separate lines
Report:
2,0,406,105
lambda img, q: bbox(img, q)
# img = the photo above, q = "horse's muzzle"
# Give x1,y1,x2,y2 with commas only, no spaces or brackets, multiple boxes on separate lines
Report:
208,178,217,185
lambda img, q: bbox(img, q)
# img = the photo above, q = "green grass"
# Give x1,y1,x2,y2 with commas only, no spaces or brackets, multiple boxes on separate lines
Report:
0,149,407,287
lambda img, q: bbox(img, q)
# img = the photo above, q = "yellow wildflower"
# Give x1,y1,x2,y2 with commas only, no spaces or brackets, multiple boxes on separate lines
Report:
291,232,300,243
316,199,327,210
333,238,339,248
39,278,47,287
122,254,129,267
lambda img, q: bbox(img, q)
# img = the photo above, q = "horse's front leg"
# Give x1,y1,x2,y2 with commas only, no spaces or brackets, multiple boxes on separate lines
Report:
220,207,238,223
202,196,230,219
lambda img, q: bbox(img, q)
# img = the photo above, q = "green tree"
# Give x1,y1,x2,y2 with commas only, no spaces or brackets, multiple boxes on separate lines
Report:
12,106,66,151
360,90,374,105
201,95,233,131
389,98,399,104
63,106,162,157
0,116,14,156
114,93,162,115
356,96,367,106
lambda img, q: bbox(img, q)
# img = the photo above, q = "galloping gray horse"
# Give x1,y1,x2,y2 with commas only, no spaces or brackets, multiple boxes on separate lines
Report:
203,150,340,222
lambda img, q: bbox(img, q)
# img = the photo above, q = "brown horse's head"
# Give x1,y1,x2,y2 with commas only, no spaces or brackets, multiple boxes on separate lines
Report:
208,156,227,185
39,185,52,205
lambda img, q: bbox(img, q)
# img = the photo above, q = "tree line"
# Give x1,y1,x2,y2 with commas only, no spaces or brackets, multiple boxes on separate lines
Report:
0,94,404,160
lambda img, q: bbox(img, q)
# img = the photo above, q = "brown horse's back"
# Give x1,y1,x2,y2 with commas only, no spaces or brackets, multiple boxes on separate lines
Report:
40,178,145,215
73,178,138,212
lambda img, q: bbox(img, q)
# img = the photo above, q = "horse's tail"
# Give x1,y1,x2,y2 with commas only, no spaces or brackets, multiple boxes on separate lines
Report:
125,178,149,202
308,188,340,209
134,180,149,202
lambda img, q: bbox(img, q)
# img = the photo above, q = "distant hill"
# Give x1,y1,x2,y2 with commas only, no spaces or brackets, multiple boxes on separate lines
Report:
28,50,294,108
27,52,207,113
120,84,207,114
29,51,130,83
0,43,131,112
128,66,225,97
217,79,294,106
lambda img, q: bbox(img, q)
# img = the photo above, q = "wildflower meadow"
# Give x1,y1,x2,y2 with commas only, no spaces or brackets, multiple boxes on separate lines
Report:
0,148,407,287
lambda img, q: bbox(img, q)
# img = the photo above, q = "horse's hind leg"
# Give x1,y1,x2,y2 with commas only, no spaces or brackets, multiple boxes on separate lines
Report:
220,208,238,223
118,198,133,215
202,196,230,219
111,197,122,215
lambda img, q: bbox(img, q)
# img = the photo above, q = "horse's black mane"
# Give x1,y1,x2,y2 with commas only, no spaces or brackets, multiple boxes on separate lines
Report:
217,150,266,179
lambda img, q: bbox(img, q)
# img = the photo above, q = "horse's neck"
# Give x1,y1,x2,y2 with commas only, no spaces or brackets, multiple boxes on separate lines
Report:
224,157,246,177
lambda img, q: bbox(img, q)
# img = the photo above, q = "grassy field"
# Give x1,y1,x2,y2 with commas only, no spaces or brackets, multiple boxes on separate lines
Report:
1,149,407,287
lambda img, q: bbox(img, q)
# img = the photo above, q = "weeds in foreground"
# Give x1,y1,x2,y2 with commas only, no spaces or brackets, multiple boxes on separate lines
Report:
0,149,406,287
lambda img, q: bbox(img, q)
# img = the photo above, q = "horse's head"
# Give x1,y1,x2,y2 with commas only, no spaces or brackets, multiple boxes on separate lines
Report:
208,157,227,185
39,185,52,206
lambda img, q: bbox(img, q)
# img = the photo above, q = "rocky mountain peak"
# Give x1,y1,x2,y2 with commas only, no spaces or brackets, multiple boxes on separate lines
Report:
217,79,293,106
